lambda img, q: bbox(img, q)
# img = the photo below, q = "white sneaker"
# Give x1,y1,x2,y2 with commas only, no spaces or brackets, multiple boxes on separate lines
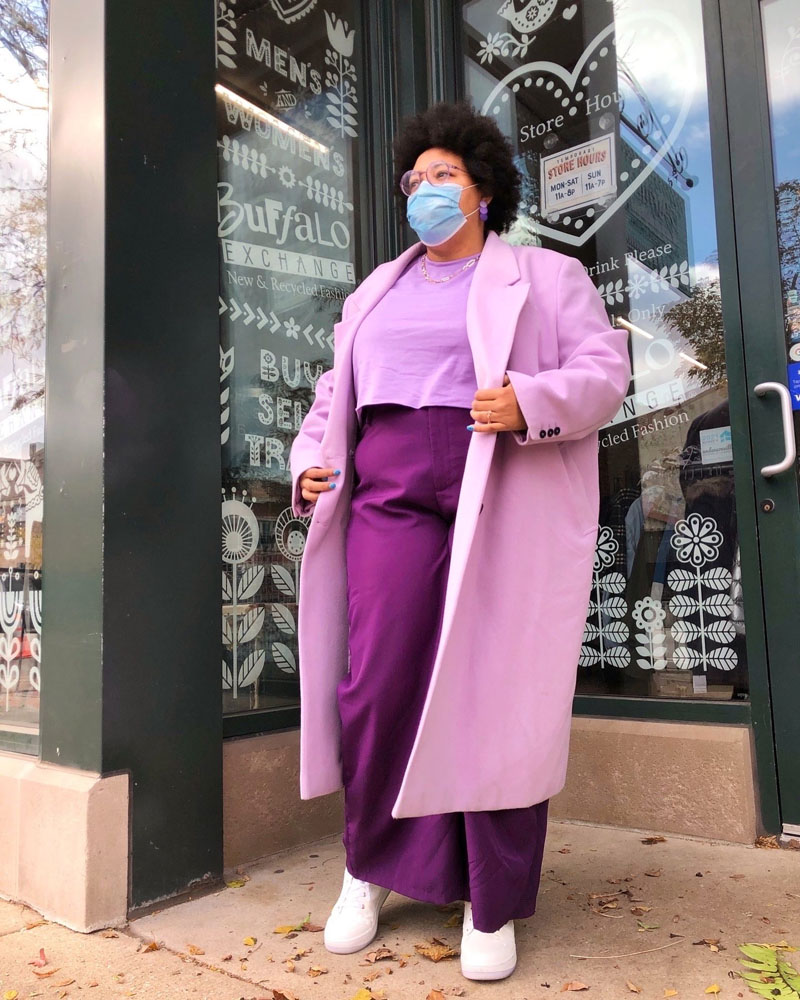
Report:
323,868,391,954
459,900,517,980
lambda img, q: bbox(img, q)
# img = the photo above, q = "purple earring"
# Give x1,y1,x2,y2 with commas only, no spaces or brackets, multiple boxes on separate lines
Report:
479,199,489,221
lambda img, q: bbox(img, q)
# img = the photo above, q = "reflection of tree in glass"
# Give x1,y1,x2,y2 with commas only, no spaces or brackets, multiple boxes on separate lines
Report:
776,179,800,337
0,0,48,393
0,0,47,77
664,278,726,390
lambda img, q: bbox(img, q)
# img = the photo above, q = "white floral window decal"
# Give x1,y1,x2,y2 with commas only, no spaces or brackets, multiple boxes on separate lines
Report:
580,527,630,669
668,513,737,672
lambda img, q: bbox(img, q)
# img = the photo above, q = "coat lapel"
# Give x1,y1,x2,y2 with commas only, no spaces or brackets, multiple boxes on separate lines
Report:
466,231,531,388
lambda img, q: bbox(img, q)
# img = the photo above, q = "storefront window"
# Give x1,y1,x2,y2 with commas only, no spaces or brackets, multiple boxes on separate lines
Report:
0,2,47,752
216,0,364,717
463,0,749,701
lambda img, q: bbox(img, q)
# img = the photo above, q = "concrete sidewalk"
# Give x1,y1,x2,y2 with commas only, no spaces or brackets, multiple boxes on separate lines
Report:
1,820,799,1000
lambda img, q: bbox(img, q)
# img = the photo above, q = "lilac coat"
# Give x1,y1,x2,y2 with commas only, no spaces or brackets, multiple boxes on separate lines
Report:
289,231,631,818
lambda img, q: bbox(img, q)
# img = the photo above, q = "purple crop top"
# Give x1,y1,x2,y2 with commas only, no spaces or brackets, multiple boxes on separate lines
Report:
351,251,479,416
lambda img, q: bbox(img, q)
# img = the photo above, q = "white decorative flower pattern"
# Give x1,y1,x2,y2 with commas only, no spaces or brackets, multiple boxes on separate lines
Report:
582,529,630,670
632,595,666,632
324,12,358,139
671,513,724,568
668,514,737,673
580,515,738,677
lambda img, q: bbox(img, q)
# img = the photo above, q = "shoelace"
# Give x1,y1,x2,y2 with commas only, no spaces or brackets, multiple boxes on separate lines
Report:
335,872,370,912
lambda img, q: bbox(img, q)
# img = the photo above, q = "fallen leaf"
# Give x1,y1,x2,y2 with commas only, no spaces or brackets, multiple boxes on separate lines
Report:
225,879,248,888
283,959,295,973
348,991,376,1000
641,836,667,844
221,954,232,961
3,992,19,1000
704,986,721,995
101,929,119,938
559,847,572,853
29,947,48,967
54,980,75,988
561,982,589,991
664,991,678,997
693,938,725,953
274,913,315,934
631,906,652,916
427,991,446,1000
141,941,159,952
272,990,300,1000
729,874,746,880
627,981,642,993
244,936,257,946
444,912,462,927
32,968,59,978
362,947,396,964
755,835,780,850
187,944,205,955
414,938,459,962
307,965,328,977
645,869,663,877
24,919,46,930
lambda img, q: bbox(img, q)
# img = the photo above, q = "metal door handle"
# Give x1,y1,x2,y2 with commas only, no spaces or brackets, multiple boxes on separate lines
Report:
754,381,796,476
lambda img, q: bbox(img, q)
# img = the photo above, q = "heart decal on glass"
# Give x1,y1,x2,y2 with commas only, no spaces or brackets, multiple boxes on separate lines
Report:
268,0,318,23
481,9,696,247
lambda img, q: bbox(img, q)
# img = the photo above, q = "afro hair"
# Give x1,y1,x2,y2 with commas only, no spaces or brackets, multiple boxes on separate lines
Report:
392,100,522,236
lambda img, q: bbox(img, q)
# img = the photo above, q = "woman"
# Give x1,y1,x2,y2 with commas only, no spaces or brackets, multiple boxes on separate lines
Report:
289,101,630,981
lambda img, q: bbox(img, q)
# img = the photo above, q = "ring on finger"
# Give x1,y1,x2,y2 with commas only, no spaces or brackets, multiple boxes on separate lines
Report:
486,409,493,423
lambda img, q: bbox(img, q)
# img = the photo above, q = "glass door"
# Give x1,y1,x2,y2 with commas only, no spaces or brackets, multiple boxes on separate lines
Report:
463,0,750,700
756,0,800,836
459,0,800,834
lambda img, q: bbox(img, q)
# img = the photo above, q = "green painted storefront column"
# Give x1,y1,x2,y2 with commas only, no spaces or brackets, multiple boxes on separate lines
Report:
41,0,222,909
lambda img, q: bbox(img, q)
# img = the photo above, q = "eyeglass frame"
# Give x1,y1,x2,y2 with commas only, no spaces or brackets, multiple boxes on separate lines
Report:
399,160,474,197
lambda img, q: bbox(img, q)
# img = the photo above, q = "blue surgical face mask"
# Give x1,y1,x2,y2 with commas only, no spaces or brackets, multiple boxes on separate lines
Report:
406,180,480,247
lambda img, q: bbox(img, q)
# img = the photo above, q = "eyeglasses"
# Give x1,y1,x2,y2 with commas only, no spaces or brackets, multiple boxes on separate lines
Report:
399,161,471,196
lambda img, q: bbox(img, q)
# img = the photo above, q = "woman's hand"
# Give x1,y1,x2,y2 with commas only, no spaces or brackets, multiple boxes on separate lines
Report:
469,374,527,433
299,467,341,504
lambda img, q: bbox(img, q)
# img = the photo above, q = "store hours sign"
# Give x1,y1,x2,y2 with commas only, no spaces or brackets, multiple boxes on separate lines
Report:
540,134,616,217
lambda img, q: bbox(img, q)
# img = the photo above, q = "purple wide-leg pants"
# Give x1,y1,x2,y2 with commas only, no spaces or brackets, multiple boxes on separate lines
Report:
337,403,549,934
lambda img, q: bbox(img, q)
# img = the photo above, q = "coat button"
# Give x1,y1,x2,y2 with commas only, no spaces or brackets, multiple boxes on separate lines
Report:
547,428,554,437
554,427,561,436
539,429,547,439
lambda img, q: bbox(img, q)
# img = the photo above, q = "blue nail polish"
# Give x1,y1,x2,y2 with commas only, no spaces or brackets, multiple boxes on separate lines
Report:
467,424,474,431
329,482,337,489
333,469,341,475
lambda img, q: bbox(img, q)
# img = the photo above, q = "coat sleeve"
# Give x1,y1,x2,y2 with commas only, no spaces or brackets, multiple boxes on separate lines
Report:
287,290,358,517
506,255,631,445
288,367,335,517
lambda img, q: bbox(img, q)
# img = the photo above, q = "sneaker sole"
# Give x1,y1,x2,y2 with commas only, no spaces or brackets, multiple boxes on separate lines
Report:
460,960,517,980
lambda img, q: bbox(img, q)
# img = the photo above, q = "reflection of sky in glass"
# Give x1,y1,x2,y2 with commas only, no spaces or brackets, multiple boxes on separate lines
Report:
762,0,800,176
615,0,717,267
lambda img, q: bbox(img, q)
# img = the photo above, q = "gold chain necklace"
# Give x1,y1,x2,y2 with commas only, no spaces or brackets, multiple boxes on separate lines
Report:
419,253,480,284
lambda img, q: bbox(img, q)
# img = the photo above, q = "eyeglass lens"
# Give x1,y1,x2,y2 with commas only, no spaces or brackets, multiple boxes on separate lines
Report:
400,161,462,195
